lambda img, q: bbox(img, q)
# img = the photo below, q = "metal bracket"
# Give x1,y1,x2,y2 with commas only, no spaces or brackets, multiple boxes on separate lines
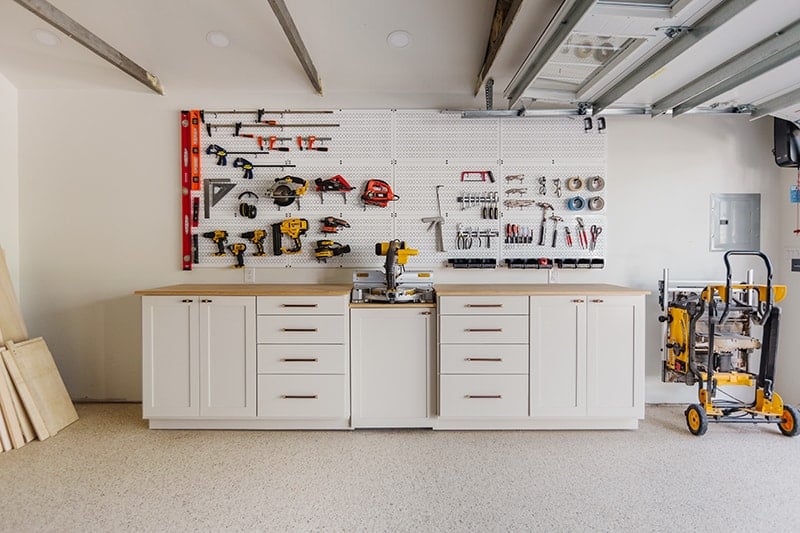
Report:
655,26,691,39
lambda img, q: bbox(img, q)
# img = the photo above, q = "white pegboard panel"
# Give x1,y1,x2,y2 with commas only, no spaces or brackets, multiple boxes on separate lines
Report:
500,117,606,162
394,111,499,161
188,110,608,270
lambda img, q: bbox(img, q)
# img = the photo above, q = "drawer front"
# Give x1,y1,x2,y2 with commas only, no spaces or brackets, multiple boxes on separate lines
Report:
439,315,529,344
257,315,346,344
439,296,528,316
257,375,347,418
440,375,528,417
258,344,347,375
440,344,528,374
257,295,346,316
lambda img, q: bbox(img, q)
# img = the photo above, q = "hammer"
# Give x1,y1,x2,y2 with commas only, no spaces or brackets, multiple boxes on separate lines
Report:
536,202,553,246
550,215,564,247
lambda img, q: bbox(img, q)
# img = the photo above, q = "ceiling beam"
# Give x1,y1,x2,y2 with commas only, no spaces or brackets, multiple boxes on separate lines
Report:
12,0,164,95
503,0,594,110
654,20,800,116
591,0,755,115
750,87,800,120
474,0,523,96
267,0,323,96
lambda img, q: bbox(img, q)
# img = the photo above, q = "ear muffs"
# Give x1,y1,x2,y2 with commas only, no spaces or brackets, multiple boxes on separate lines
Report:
238,202,257,219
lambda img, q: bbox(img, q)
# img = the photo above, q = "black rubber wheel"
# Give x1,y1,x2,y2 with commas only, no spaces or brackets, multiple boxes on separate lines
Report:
778,404,799,437
685,403,708,436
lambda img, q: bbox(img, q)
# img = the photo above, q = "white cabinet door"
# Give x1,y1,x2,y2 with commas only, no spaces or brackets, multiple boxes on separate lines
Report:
530,296,586,417
142,296,198,417
586,296,645,418
350,307,435,427
199,297,256,417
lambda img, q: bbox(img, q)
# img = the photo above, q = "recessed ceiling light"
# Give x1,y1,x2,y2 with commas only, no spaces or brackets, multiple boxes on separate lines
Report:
206,31,230,48
31,28,60,46
387,30,411,49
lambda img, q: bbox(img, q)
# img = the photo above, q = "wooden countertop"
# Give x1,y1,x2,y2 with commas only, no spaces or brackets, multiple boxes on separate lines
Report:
434,283,650,296
135,284,352,296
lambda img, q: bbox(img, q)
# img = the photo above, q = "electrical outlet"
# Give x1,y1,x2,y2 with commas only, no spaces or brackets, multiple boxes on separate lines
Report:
548,267,558,284
244,268,256,284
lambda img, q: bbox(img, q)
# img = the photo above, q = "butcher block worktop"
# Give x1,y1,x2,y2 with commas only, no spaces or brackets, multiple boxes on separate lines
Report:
134,283,352,296
435,283,649,296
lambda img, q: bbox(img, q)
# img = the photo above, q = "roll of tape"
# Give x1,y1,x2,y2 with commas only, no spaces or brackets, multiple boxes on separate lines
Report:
586,176,605,192
588,196,605,211
566,176,583,191
567,196,585,211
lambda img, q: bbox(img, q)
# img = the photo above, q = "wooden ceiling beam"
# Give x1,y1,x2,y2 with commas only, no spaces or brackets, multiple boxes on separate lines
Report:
12,0,164,95
267,0,323,96
474,0,523,97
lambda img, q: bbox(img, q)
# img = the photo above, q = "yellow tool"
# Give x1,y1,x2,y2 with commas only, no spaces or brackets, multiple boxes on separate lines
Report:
201,230,228,256
374,240,418,265
271,218,309,255
241,230,267,256
660,250,797,436
227,243,247,268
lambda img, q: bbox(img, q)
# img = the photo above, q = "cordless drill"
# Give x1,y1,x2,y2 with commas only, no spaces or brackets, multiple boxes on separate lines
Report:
241,230,267,256
202,230,228,256
228,243,247,268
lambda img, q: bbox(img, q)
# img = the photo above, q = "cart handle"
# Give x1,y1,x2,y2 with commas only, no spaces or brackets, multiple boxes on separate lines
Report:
720,250,773,325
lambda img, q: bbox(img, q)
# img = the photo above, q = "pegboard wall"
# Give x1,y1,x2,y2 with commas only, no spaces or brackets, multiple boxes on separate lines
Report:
181,109,607,270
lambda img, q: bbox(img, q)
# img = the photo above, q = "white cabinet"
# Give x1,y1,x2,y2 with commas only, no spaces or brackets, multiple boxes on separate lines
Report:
438,295,529,419
142,296,256,419
530,295,644,419
350,307,435,427
256,295,349,425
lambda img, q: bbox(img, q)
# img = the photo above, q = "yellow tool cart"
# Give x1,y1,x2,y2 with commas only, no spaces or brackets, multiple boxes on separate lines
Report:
659,250,798,436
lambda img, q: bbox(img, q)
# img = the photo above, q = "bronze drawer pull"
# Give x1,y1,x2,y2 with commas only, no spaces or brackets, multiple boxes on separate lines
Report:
281,328,318,332
281,358,319,362
181,299,193,303
200,299,213,303
281,303,318,308
591,299,604,303
571,299,585,303
465,357,503,362
465,328,502,332
281,395,318,399
465,395,502,399
465,304,503,308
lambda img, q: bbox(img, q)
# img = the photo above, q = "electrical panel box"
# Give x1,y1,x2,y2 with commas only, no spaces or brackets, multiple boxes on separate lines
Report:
709,193,760,252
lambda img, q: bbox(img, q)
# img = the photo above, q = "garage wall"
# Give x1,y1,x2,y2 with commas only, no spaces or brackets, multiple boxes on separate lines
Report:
17,89,791,402
0,72,19,296
776,167,800,405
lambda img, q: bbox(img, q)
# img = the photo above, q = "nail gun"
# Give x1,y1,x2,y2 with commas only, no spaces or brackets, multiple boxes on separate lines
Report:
271,218,309,255
361,179,399,208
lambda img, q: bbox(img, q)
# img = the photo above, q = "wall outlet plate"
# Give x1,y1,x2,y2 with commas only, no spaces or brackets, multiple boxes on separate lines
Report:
244,268,256,283
548,267,558,283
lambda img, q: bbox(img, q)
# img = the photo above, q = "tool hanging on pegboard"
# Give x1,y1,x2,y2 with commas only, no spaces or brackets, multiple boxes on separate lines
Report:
361,179,398,208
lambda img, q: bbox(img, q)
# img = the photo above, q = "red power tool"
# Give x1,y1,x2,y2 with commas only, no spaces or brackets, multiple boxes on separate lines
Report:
361,179,399,208
315,175,354,203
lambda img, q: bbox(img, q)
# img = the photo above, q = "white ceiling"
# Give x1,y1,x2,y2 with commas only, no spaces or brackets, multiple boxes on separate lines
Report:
2,0,800,120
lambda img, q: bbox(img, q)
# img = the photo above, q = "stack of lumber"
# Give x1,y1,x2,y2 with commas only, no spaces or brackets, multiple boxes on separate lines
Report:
0,248,77,452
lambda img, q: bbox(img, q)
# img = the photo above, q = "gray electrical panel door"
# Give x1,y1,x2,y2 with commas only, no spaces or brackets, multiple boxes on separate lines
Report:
710,193,760,251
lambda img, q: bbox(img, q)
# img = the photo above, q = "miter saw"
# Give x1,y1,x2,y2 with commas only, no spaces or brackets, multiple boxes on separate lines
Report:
351,239,435,304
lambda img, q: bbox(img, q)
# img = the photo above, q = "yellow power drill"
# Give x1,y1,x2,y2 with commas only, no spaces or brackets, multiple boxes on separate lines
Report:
228,243,247,268
201,230,228,256
271,218,309,255
241,230,267,256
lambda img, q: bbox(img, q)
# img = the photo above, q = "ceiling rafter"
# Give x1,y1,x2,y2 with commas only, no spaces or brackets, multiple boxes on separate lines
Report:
267,0,323,96
503,0,594,110
474,0,523,97
653,19,800,116
590,0,755,115
11,0,164,95
750,86,800,121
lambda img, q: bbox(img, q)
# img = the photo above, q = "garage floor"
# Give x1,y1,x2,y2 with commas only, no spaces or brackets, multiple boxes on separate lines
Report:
1,404,798,531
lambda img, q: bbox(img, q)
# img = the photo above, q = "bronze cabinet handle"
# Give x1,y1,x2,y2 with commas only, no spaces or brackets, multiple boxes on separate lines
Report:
280,358,319,362
281,395,318,399
465,395,502,399
465,357,503,362
465,304,503,308
200,299,213,303
281,304,318,308
591,299,604,303
181,299,193,303
465,328,502,332
281,328,318,332
571,299,585,303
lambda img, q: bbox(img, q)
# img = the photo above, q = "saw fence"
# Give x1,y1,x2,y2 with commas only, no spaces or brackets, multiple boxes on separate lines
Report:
183,110,607,270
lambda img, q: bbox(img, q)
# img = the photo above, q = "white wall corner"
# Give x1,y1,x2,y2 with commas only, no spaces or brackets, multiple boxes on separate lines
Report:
0,71,20,299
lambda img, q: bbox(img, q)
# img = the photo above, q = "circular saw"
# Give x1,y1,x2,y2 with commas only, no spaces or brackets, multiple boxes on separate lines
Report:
270,176,308,208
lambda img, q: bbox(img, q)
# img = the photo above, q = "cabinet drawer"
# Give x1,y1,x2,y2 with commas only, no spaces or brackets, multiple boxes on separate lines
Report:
257,295,346,316
257,375,347,418
440,344,528,374
257,315,346,344
439,296,528,315
257,344,347,375
440,375,528,417
439,315,528,344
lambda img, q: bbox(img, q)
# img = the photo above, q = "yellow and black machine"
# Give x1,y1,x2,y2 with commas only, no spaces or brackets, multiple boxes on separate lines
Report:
659,250,798,436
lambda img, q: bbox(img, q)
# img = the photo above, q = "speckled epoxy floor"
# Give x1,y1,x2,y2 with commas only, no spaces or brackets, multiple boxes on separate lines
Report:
1,404,799,532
